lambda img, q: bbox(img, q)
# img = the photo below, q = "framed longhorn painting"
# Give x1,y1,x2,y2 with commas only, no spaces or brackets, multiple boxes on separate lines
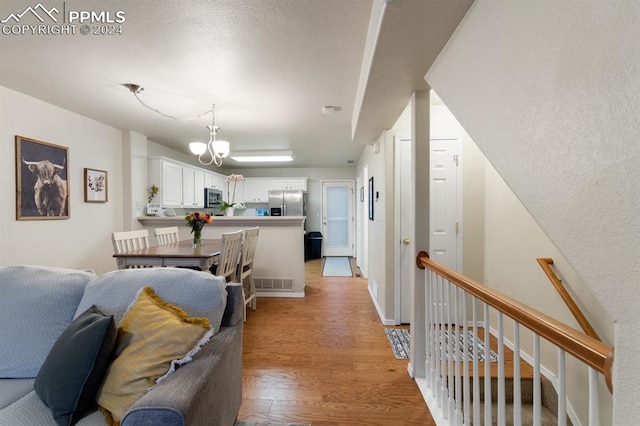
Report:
15,135,69,220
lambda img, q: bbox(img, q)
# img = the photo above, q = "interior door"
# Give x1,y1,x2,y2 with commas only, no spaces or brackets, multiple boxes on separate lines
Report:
396,136,413,324
430,138,461,270
322,181,354,257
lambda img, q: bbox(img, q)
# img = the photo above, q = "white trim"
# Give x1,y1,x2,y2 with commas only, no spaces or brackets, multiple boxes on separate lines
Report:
394,134,413,325
415,377,449,426
368,285,396,325
256,291,304,298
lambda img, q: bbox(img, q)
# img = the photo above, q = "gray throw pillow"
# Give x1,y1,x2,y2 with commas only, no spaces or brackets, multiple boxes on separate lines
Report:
34,306,116,426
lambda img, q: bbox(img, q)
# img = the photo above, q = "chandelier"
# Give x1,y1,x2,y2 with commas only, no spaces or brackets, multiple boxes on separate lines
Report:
124,84,230,167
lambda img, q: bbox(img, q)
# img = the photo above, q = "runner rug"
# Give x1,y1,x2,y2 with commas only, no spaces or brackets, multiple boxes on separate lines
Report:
384,328,498,362
322,257,352,277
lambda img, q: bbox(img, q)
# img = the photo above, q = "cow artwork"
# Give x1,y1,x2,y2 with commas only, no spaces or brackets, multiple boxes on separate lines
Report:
22,157,68,216
16,136,69,220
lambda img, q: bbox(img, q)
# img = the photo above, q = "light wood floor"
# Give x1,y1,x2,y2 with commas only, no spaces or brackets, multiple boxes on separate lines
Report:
238,258,435,425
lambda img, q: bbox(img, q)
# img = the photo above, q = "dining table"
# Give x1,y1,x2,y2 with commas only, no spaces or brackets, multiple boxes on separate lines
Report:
113,239,222,271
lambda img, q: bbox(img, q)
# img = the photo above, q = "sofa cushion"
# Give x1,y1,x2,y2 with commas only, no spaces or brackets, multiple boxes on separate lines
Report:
0,379,35,410
75,268,227,332
0,265,96,378
97,286,213,425
0,391,105,426
34,306,116,426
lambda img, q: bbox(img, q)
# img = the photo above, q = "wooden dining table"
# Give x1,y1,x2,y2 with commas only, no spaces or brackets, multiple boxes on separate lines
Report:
113,239,222,271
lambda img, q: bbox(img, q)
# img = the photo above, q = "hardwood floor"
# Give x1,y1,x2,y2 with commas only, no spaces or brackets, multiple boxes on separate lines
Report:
238,258,435,425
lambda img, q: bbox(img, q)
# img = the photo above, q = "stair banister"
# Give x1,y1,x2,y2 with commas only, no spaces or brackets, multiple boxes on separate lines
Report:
416,251,613,392
536,257,600,341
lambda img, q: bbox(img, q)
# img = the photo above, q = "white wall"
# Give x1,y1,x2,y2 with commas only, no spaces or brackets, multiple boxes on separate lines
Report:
0,86,123,274
427,1,638,421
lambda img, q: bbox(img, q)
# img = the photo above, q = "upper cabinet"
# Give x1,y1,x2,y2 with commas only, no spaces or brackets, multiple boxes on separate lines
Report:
149,157,215,208
242,177,308,203
270,178,307,191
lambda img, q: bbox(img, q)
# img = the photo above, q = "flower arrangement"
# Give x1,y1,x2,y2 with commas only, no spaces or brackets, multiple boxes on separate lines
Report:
185,211,212,247
147,184,159,203
220,174,245,213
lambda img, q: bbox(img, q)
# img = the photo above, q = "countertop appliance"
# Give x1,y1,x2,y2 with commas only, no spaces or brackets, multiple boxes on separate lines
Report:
268,190,305,216
204,188,223,208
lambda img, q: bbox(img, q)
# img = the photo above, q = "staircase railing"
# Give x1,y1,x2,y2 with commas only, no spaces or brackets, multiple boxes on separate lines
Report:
536,258,600,341
415,251,613,426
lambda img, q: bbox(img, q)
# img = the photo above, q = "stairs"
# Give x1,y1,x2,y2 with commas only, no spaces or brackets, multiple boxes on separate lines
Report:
470,377,573,425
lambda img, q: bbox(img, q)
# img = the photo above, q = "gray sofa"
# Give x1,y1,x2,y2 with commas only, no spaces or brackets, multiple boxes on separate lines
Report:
0,265,243,426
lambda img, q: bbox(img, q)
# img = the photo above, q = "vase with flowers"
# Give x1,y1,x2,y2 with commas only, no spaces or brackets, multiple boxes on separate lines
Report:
185,211,212,248
220,174,245,216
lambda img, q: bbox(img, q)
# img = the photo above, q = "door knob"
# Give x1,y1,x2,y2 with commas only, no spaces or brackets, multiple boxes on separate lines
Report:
402,238,410,245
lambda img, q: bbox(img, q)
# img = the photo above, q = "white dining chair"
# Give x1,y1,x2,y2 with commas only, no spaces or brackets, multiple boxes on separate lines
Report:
237,227,259,321
154,226,180,245
213,230,243,283
111,229,157,269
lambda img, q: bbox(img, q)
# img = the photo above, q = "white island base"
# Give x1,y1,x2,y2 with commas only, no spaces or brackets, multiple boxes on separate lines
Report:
138,216,306,297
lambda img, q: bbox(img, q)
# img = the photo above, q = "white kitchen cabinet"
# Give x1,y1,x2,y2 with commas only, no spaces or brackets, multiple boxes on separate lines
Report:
269,178,307,191
182,167,195,207
194,169,205,207
205,172,226,191
160,161,183,207
243,178,270,203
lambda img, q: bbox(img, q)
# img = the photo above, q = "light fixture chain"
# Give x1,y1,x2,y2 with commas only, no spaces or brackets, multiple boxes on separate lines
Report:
132,91,213,122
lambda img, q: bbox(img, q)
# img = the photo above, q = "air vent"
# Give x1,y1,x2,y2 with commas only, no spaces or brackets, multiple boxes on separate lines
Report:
255,277,294,292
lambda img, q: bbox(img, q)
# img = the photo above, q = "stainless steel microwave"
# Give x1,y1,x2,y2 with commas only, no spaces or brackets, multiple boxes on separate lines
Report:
204,188,223,208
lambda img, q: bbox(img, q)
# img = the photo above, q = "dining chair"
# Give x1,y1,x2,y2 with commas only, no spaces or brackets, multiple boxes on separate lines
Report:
212,230,243,283
237,227,260,321
111,229,157,269
154,226,180,245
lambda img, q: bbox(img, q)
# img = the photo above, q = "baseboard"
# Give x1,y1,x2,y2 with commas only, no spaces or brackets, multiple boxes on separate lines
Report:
487,325,582,426
415,377,448,426
367,285,396,325
256,291,305,298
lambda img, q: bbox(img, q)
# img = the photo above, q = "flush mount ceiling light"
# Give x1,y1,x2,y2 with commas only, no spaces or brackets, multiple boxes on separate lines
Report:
230,151,295,163
123,83,230,167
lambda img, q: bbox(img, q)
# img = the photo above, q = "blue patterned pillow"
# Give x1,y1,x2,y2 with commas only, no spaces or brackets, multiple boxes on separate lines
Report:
0,265,96,378
75,268,228,332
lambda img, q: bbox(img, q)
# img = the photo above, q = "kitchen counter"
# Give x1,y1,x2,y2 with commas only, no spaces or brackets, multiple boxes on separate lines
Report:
137,215,306,297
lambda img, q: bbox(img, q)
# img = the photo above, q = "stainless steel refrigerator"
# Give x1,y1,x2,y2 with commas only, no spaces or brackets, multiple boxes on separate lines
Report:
268,190,305,216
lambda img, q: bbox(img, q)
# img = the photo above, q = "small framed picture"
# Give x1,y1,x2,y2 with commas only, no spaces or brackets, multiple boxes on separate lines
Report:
84,168,108,203
16,135,69,220
368,177,374,221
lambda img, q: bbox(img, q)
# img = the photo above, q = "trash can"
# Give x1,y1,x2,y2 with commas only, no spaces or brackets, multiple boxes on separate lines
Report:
305,231,323,260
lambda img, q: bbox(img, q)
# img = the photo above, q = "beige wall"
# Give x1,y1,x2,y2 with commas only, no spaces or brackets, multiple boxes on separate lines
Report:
0,86,123,274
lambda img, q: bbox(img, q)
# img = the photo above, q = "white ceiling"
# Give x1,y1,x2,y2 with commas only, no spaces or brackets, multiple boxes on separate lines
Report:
0,0,472,169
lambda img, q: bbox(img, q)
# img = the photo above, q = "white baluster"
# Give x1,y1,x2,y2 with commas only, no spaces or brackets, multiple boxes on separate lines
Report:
533,335,541,426
463,290,470,425
484,304,491,426
513,323,522,426
558,349,566,426
446,280,454,420
498,313,505,426
472,298,480,426
454,286,462,424
588,367,599,426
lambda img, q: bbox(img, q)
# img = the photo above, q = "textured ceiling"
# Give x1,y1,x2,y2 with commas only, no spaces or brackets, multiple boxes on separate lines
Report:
0,0,471,169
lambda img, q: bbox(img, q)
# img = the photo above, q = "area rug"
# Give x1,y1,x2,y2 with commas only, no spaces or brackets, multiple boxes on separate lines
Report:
322,256,352,277
384,328,498,362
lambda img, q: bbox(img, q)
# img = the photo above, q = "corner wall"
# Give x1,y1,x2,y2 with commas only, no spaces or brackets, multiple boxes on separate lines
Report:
0,86,123,274
427,1,639,421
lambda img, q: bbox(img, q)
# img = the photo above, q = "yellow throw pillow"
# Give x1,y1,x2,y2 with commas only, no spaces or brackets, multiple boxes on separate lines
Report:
97,286,213,426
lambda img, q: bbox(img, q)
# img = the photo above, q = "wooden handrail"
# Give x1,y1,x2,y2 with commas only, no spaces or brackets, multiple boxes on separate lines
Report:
536,258,600,341
416,251,613,392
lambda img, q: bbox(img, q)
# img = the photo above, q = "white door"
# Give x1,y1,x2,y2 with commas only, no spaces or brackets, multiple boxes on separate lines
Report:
395,136,414,324
430,138,462,271
322,181,354,257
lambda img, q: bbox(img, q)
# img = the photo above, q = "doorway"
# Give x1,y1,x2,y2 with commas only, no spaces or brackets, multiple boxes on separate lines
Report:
395,136,414,324
321,181,355,257
430,137,462,271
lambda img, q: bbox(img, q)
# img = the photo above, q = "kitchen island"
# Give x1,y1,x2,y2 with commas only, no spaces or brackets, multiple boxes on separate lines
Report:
137,216,306,297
